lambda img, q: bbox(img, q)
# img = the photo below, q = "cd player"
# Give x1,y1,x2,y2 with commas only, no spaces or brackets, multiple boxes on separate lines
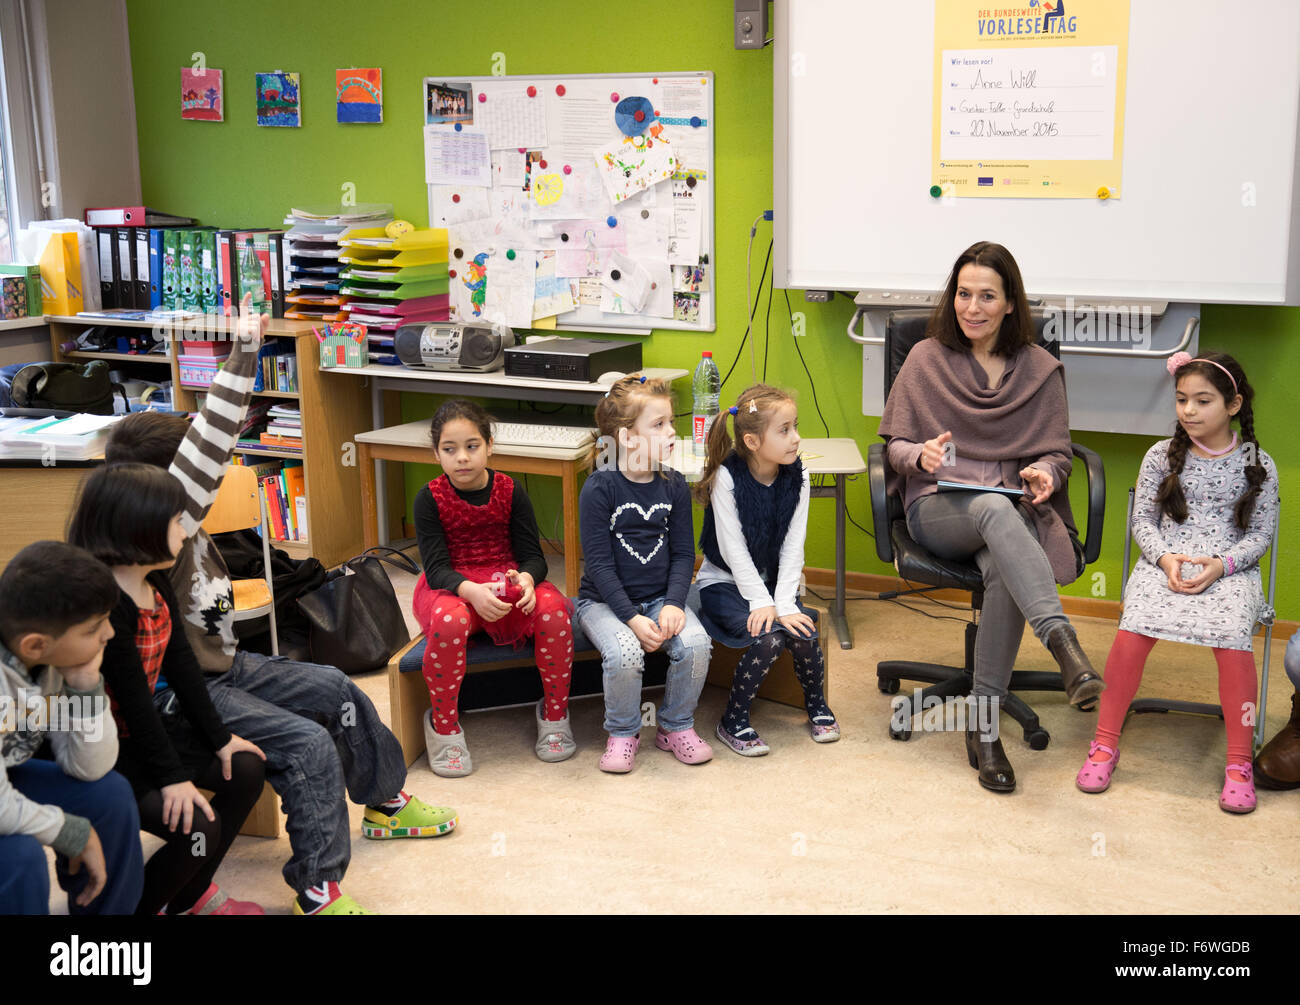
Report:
394,323,512,372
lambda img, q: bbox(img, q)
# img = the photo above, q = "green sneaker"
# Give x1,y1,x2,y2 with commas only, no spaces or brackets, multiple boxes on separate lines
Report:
361,792,458,839
292,882,376,915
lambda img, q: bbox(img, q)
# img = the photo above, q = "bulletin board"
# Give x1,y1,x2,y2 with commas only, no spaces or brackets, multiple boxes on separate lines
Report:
422,72,714,334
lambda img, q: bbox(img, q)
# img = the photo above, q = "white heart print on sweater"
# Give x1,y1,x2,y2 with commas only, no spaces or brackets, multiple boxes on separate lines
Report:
609,501,672,565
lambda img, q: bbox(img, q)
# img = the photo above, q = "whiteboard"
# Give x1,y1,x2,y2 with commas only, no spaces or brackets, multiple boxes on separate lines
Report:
774,1,1300,305
422,72,715,333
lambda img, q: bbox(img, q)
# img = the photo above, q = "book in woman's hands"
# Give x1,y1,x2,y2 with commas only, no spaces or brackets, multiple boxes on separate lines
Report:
936,480,1025,498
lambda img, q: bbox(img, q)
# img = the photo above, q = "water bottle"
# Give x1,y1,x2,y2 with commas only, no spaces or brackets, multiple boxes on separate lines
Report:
239,237,269,315
692,350,721,457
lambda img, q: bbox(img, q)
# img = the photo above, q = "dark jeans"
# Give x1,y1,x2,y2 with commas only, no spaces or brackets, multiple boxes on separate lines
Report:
204,650,408,894
1,760,143,915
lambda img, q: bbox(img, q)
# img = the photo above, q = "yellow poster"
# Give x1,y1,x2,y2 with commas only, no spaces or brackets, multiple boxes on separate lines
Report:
932,0,1130,199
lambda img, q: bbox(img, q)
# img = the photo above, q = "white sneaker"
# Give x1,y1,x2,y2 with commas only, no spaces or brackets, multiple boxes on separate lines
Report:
424,712,472,777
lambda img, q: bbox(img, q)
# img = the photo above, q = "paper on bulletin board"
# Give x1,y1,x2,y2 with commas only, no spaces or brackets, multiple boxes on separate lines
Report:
474,84,549,150
594,132,678,203
424,125,492,186
931,0,1129,199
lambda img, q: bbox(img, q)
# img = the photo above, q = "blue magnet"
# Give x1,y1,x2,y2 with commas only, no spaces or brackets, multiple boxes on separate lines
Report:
454,122,462,132
606,216,617,228
689,115,701,128
614,95,657,137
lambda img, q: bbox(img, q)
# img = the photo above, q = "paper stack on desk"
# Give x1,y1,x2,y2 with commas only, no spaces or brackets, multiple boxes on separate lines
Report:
338,226,450,358
0,413,120,460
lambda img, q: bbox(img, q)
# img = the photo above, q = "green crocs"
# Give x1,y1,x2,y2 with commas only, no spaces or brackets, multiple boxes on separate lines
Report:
361,793,459,839
293,883,376,915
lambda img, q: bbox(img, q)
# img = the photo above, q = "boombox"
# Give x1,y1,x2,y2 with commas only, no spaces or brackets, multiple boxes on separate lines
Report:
393,323,512,372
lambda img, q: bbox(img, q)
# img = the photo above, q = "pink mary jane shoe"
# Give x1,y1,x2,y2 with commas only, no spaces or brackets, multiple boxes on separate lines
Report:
1075,741,1120,793
655,726,713,765
1219,761,1257,814
599,735,639,774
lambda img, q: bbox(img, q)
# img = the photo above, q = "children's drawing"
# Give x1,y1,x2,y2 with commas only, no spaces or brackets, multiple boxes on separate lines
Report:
181,68,223,121
463,253,488,317
257,71,301,127
337,68,382,124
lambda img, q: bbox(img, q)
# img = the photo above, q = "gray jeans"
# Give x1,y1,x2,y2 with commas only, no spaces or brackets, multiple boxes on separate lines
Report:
906,491,1069,697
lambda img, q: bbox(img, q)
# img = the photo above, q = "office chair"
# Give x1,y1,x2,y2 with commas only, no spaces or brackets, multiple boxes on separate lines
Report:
868,309,1106,749
1122,487,1280,749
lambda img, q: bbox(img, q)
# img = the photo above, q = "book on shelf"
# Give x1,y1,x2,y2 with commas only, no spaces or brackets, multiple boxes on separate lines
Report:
230,457,307,542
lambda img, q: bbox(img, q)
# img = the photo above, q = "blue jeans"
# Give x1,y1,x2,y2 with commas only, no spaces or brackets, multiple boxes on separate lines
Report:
0,760,142,915
205,651,408,895
575,596,712,736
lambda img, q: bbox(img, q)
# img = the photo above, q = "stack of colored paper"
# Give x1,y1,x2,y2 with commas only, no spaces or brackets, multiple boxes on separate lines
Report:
338,227,450,356
282,204,391,323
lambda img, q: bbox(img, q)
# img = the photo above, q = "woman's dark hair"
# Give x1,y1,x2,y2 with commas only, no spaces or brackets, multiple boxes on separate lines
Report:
67,462,187,567
1156,351,1265,531
0,541,119,642
430,399,494,448
927,241,1036,356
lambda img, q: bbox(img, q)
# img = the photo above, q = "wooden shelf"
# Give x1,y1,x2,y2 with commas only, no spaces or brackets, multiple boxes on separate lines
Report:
66,350,172,364
252,389,300,400
47,314,318,338
0,316,46,332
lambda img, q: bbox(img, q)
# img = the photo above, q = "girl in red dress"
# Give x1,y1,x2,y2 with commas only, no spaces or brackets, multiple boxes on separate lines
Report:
412,400,575,777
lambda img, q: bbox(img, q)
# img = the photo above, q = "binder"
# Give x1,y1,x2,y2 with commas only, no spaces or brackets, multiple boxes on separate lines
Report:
114,228,135,310
179,230,202,312
84,206,196,228
218,230,236,314
134,228,150,309
147,228,165,308
162,230,182,310
96,229,116,309
197,229,218,313
268,232,285,317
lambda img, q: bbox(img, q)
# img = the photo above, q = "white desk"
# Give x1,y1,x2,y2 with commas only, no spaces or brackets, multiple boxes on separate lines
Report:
673,438,866,650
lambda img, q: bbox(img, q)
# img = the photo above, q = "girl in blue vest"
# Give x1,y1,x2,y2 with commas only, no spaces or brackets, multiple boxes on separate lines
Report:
695,383,839,756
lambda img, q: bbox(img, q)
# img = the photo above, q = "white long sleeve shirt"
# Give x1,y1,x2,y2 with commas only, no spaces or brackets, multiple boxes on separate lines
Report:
695,464,810,616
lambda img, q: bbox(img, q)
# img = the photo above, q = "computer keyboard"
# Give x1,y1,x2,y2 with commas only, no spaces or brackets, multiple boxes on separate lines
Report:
491,421,596,449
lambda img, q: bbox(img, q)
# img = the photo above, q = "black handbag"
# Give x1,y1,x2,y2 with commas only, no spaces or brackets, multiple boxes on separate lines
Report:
10,360,128,415
296,546,419,674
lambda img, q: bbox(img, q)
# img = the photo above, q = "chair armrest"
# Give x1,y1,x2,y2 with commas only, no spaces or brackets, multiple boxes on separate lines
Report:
1070,442,1106,566
867,442,894,565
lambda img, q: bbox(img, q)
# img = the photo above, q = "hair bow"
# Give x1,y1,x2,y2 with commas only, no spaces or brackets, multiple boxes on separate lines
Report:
1165,351,1194,376
728,405,738,415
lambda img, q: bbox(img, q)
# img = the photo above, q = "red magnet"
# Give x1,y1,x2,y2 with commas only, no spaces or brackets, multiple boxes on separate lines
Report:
610,92,620,102
555,84,566,96
539,159,548,169
634,109,645,123
650,282,657,290
478,93,486,102
452,193,460,203
517,147,525,153
448,269,457,278
563,164,572,175
653,77,659,84
527,85,537,97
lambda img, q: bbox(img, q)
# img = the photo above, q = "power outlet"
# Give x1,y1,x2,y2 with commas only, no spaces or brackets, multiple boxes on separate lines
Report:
735,0,767,49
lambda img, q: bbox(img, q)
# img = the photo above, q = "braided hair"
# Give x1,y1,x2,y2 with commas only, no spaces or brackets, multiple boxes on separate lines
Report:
1156,351,1264,531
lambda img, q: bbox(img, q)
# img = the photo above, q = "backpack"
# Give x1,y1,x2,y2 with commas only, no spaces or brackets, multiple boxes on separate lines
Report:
9,360,127,415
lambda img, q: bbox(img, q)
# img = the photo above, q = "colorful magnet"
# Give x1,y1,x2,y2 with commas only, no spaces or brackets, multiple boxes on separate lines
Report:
452,193,460,203
1097,186,1111,200
448,269,457,278
478,92,486,102
518,147,526,153
506,249,516,260
686,176,697,188
650,282,657,290
689,115,701,128
610,92,620,102
454,248,464,259
615,96,656,137
652,77,659,84
610,269,621,281
454,122,462,132
386,220,414,238
929,185,942,198
606,216,617,227
539,159,547,169
527,85,537,97
563,164,572,175
556,84,566,96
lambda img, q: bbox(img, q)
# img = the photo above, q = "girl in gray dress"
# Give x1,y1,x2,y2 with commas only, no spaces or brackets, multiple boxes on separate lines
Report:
1076,352,1278,813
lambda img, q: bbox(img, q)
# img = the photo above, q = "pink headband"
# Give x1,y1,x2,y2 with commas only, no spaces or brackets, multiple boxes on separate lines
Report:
1166,351,1237,396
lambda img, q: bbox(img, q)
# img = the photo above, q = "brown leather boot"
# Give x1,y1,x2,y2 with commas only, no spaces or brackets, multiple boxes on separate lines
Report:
965,724,1015,793
1254,691,1300,790
1045,624,1105,706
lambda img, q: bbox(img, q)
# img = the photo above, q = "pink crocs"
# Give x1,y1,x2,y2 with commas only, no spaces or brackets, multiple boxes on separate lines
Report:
1219,761,1256,814
1076,741,1120,794
599,735,640,774
655,726,713,765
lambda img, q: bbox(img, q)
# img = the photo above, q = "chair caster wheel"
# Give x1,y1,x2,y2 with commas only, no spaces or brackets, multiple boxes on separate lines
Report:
1025,728,1050,750
878,678,901,694
888,725,911,741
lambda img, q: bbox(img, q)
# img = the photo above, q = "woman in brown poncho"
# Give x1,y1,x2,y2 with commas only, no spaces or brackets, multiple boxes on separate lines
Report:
878,241,1102,794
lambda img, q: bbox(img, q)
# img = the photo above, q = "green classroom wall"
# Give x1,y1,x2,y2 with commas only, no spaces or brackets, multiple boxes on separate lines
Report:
126,0,1297,619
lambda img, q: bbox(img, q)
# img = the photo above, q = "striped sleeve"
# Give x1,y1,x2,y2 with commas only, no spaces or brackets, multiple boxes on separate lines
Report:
171,335,259,537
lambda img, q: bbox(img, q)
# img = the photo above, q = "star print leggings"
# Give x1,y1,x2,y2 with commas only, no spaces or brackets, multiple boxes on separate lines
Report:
412,578,574,735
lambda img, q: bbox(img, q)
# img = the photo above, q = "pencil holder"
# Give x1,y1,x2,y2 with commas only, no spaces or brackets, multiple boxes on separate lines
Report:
317,321,368,368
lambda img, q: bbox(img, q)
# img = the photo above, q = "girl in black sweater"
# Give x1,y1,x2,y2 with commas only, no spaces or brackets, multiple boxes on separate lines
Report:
69,463,266,916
